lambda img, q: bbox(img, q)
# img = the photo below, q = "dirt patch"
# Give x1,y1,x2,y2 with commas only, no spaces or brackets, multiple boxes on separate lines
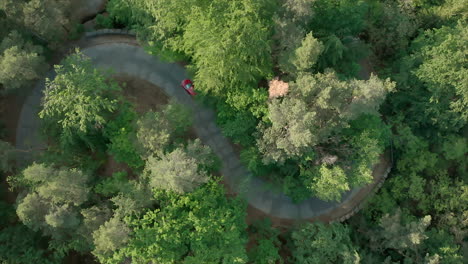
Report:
358,57,374,80
98,155,133,178
113,73,169,114
0,93,28,145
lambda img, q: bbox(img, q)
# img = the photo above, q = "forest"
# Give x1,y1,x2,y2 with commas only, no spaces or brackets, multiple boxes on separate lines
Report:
0,0,466,263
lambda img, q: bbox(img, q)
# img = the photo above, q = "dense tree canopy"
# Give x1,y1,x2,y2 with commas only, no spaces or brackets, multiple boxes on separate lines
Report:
0,31,46,92
135,101,192,158
0,0,71,45
40,50,120,147
291,222,360,263
258,72,394,164
101,182,248,264
1,0,467,262
144,139,214,194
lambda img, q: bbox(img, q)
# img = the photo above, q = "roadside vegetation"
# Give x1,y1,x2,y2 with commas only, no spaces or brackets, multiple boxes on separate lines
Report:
0,0,466,263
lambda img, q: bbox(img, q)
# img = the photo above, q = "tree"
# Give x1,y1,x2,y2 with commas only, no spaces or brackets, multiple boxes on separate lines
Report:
16,163,91,245
0,224,59,264
257,71,394,164
22,163,90,206
307,0,369,76
248,219,282,264
413,22,468,126
39,50,120,147
78,206,112,246
279,31,324,75
103,102,144,169
0,31,46,92
1,0,71,45
368,209,436,263
106,181,248,264
257,98,315,164
291,222,360,264
92,216,131,261
305,165,350,201
283,0,316,21
16,192,49,232
110,184,154,218
144,139,214,193
292,32,324,72
135,101,191,158
365,0,420,59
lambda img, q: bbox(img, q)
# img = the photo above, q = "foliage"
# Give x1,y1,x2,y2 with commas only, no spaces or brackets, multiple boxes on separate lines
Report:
248,219,282,264
104,181,248,264
291,32,324,73
22,163,90,206
40,50,120,148
144,139,214,194
135,101,192,158
94,171,132,197
68,23,85,40
110,180,154,218
92,216,131,261
15,163,92,253
0,0,71,46
308,0,370,76
413,22,468,125
103,102,144,169
78,206,112,246
0,30,47,92
258,71,394,164
0,224,59,264
365,0,420,60
95,14,114,29
305,165,350,201
291,222,360,264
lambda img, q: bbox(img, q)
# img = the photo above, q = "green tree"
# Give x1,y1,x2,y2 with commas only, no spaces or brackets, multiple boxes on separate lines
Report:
291,222,360,264
16,163,91,247
305,165,350,201
0,31,46,92
308,0,369,76
135,101,192,158
279,31,324,75
292,32,324,72
78,206,112,247
0,224,59,264
413,22,468,126
92,216,131,261
22,163,90,206
365,0,420,60
107,181,248,264
103,102,144,169
144,139,214,194
1,0,71,45
369,209,436,263
16,192,49,232
110,180,154,218
257,72,394,164
248,219,282,264
40,50,120,147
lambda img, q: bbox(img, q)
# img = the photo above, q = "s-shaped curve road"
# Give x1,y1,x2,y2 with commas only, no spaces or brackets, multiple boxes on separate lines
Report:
16,31,392,223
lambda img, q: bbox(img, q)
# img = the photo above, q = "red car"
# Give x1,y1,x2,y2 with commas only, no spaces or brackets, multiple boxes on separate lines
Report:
181,79,196,96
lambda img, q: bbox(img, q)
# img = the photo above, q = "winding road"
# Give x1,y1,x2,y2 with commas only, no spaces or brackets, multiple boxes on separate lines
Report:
16,31,392,223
